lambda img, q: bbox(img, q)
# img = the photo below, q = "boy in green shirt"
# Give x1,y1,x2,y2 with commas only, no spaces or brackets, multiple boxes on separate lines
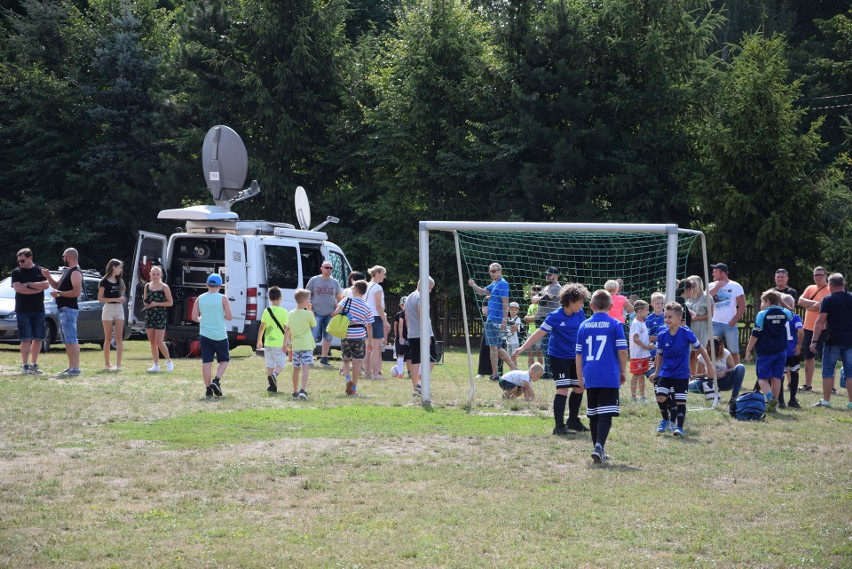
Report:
287,289,317,400
257,286,289,394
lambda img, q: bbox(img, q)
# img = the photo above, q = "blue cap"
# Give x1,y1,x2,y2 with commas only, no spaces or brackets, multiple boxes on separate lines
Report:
207,274,223,286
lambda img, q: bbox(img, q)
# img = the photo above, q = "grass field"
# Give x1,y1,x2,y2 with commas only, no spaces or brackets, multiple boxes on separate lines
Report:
0,340,849,568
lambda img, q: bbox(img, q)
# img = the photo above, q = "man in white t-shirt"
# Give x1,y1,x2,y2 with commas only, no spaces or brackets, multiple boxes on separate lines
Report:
708,263,746,365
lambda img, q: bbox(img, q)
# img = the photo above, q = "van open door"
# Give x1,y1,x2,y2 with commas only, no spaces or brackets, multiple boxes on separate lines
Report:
129,231,168,331
224,234,247,332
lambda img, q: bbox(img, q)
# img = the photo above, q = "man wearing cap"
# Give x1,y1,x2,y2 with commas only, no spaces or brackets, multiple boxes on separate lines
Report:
708,263,746,365
306,261,343,367
191,274,233,398
773,268,798,304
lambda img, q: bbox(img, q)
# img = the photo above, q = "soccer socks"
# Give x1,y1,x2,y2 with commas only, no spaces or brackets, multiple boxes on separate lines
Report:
789,371,799,399
553,394,567,428
668,399,678,423
675,404,686,428
657,399,669,420
589,415,599,446
596,415,612,448
568,391,583,421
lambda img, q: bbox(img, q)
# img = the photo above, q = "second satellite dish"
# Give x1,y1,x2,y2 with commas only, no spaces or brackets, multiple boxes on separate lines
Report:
295,186,311,231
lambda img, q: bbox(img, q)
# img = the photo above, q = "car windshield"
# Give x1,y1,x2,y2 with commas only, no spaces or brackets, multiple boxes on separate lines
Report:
0,277,53,300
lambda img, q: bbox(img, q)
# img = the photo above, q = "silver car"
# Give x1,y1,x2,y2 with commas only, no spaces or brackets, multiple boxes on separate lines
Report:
0,270,122,352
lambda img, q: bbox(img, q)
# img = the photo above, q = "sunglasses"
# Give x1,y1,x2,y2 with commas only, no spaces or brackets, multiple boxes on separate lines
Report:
489,269,500,273
321,266,332,269
17,258,27,264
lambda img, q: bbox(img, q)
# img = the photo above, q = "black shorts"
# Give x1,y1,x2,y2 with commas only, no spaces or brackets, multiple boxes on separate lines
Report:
395,341,409,359
550,357,579,389
585,387,620,417
802,329,826,361
785,355,800,372
409,337,437,365
656,377,689,403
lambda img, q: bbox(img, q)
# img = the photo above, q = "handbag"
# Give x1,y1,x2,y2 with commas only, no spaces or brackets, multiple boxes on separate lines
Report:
327,298,352,339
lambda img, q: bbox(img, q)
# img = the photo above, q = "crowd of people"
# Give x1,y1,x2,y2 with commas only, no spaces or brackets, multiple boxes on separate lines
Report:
9,246,852,460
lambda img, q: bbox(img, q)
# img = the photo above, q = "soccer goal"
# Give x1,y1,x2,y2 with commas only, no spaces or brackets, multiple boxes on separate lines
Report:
415,221,714,408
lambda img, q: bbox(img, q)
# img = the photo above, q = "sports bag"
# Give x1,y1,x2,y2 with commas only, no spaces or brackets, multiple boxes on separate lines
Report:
731,390,766,421
327,298,352,339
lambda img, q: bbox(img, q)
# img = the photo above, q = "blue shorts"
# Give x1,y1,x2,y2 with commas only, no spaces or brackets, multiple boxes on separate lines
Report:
712,322,740,354
16,311,45,341
313,313,333,342
200,336,230,364
484,320,502,347
58,307,79,345
821,345,852,380
370,318,384,340
756,351,786,380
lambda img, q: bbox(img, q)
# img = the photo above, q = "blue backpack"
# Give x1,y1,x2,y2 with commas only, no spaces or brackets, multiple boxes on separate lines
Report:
730,391,766,421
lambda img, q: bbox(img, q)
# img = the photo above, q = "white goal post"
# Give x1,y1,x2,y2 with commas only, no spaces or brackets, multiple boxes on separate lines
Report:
416,221,713,408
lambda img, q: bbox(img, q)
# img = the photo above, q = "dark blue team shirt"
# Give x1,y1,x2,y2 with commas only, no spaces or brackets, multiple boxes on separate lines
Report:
645,312,665,357
752,306,792,355
575,313,628,388
540,307,585,359
786,314,803,357
657,326,700,379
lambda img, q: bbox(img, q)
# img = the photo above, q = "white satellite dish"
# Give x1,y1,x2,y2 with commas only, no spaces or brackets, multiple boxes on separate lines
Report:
295,186,311,231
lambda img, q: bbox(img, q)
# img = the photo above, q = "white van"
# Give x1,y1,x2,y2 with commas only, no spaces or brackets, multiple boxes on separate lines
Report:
129,126,351,356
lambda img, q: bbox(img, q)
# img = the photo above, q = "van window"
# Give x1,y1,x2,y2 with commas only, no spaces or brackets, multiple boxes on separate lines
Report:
328,251,348,285
301,246,323,285
264,245,299,290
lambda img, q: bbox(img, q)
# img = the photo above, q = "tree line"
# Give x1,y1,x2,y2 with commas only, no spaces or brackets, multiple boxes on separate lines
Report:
1,0,849,301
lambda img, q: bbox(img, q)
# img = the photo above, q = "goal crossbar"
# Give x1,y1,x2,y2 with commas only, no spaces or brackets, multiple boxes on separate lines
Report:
416,221,712,408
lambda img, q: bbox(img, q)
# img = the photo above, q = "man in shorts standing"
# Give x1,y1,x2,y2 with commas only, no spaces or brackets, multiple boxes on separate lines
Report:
10,248,49,375
810,273,852,409
306,261,342,367
406,277,437,398
469,263,513,380
42,248,83,377
708,263,745,365
797,267,831,391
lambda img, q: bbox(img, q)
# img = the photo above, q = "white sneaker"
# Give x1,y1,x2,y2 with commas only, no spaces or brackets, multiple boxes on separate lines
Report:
166,360,174,372
147,364,160,373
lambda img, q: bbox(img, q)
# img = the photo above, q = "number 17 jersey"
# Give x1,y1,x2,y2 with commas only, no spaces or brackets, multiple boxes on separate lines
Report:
575,312,628,388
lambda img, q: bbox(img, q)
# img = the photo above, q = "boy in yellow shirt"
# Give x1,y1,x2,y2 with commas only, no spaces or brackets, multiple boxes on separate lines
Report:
287,289,317,400
256,286,289,394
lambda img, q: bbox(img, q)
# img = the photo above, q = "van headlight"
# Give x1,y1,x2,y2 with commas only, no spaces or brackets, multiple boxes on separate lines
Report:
5,312,15,321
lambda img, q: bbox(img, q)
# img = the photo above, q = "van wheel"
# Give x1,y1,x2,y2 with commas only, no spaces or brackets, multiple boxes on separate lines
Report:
40,320,56,353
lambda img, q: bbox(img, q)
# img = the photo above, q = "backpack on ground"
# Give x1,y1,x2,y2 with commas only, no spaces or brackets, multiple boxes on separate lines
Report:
730,390,766,421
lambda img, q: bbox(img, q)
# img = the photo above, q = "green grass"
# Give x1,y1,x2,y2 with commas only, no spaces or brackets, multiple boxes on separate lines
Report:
0,340,850,568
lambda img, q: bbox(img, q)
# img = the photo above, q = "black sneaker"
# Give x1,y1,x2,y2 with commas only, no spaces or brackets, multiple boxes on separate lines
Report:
292,392,299,399
488,374,500,381
298,389,308,400
552,425,569,436
320,357,330,367
566,419,590,433
267,374,278,393
211,377,222,397
788,398,801,409
205,386,213,398
778,400,787,409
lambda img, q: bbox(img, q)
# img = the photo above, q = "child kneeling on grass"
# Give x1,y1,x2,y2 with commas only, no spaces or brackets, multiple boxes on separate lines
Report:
576,289,628,463
287,288,317,400
499,362,544,401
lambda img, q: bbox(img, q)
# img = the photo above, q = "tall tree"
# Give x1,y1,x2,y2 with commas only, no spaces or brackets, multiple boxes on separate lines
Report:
692,32,825,297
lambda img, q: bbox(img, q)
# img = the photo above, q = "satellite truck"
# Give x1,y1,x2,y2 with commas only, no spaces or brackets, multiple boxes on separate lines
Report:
129,125,352,357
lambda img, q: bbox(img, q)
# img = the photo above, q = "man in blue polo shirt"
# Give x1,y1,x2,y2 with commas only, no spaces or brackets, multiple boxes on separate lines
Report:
469,263,514,380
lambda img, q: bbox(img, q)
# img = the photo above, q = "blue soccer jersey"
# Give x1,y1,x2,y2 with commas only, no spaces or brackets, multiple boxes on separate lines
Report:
752,306,792,355
657,326,700,379
645,312,665,357
541,308,585,359
785,314,803,357
575,313,628,388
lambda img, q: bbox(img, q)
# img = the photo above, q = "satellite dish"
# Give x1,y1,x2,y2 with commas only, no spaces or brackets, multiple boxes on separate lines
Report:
201,125,248,209
295,186,311,231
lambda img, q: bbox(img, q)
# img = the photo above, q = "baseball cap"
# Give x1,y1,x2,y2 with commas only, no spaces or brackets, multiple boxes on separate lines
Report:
710,263,729,274
545,266,559,275
207,274,223,286
509,301,520,308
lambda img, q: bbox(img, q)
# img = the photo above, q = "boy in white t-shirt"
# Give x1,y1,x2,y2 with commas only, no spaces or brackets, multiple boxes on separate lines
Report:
498,363,544,401
506,302,522,365
629,300,654,402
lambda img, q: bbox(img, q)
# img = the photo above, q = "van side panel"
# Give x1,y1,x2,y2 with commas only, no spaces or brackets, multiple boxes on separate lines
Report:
224,234,247,331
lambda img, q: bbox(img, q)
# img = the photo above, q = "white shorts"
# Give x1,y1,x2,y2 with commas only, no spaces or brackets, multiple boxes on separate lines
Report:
264,346,287,369
101,303,125,322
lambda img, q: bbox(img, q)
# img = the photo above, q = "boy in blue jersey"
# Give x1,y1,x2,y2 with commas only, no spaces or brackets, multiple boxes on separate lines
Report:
744,290,793,412
576,289,628,463
649,302,716,436
781,294,804,408
644,292,665,376
515,283,591,435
